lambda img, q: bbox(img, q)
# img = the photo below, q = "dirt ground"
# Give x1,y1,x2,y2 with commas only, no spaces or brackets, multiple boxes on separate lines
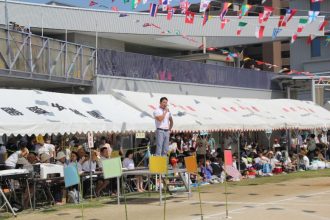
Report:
5,176,330,220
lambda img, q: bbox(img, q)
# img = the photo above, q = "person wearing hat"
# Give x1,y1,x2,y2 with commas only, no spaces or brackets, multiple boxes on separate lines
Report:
272,139,281,150
56,151,67,165
39,153,50,163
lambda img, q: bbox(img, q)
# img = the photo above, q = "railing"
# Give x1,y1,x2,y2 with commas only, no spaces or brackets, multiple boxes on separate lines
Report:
0,27,95,85
97,49,280,90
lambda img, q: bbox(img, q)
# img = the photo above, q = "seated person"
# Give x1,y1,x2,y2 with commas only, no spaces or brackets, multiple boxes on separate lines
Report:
56,151,67,165
77,147,88,165
298,153,310,170
95,147,110,197
199,159,223,183
123,150,145,192
82,150,98,172
5,142,29,169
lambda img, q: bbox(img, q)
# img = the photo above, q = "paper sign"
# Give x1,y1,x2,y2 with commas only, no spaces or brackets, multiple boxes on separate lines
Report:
224,150,233,166
224,165,242,179
102,157,123,179
184,156,197,174
64,165,80,188
87,131,94,148
135,132,146,139
149,156,168,174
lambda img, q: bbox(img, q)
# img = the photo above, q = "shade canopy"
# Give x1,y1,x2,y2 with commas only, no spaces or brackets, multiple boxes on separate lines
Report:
0,89,329,136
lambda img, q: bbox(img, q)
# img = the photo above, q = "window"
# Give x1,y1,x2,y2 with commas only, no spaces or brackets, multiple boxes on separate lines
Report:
311,37,321,57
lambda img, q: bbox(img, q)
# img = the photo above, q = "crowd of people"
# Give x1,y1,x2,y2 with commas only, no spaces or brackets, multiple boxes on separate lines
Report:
0,130,329,209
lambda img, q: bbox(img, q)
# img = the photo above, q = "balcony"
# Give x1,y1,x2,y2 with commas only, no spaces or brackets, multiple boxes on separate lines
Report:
0,27,95,89
97,49,280,90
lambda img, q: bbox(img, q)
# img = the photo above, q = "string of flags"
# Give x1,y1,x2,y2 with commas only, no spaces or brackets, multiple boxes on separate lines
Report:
88,0,328,46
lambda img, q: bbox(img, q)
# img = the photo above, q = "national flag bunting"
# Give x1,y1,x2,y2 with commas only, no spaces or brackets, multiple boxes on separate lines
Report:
319,20,329,31
272,27,282,39
291,34,298,44
161,0,169,11
278,15,286,27
199,0,210,13
307,34,316,44
237,21,247,35
111,6,118,11
89,0,98,6
149,3,158,17
259,6,273,24
180,0,191,14
255,26,265,39
167,7,176,20
325,36,330,47
221,19,229,30
238,4,251,19
279,9,297,27
297,18,308,33
185,11,195,24
219,2,232,21
202,10,209,26
308,10,320,23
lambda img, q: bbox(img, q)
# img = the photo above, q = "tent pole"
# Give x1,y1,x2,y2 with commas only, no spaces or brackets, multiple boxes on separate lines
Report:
237,131,240,172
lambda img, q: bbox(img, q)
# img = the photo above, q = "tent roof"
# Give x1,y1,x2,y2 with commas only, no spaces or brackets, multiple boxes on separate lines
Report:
0,89,329,136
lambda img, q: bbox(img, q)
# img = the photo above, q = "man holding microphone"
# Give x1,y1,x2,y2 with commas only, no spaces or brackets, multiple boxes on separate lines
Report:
154,97,174,156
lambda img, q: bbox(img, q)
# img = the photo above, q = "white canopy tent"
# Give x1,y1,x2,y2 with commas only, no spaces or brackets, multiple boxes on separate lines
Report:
113,90,330,132
0,89,330,136
0,89,155,136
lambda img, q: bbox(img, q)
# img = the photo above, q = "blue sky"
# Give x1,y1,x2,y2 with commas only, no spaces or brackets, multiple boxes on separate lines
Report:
17,0,200,12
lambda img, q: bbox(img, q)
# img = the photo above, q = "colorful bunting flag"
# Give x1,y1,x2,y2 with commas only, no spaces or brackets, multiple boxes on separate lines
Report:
162,0,169,11
255,26,265,39
89,0,98,6
149,3,158,17
319,20,329,31
272,27,282,39
238,4,251,19
278,15,286,27
167,7,176,20
297,18,308,33
278,9,297,27
199,0,210,13
311,0,323,2
202,10,209,26
291,33,298,44
221,18,229,30
185,11,195,24
219,2,232,21
131,0,138,9
259,6,273,24
308,10,320,23
237,21,247,36
111,6,118,11
325,36,330,47
307,34,316,44
180,0,191,14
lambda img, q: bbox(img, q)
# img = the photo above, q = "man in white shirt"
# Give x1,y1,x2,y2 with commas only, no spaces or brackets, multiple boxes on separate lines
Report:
153,97,174,156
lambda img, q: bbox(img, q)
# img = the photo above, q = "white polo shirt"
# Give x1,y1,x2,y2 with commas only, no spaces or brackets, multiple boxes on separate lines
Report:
153,107,172,130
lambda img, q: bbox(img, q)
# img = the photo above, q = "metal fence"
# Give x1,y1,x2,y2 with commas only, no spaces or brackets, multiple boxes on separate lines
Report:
98,49,279,90
0,27,95,84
